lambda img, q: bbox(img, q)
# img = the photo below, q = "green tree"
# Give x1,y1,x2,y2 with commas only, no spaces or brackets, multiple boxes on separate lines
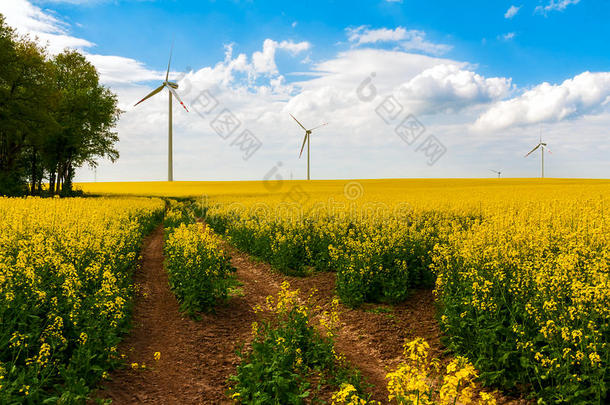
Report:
0,14,121,197
47,50,120,195
0,15,56,195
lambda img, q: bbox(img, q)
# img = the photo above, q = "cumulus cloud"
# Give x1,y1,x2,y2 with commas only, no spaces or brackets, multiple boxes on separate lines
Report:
535,0,581,15
346,26,452,56
85,54,165,84
0,0,95,53
501,32,516,41
251,39,310,74
504,5,521,18
397,64,512,115
474,71,610,131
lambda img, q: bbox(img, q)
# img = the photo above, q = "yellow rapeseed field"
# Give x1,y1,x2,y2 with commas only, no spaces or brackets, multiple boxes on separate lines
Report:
78,179,609,402
0,196,164,402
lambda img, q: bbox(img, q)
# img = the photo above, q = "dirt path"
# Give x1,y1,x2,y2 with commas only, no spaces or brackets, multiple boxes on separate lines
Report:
97,223,526,404
216,237,528,404
95,225,284,404
214,244,439,403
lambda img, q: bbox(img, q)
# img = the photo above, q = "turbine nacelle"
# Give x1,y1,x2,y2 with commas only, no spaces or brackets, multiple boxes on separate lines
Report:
489,169,502,178
165,81,179,89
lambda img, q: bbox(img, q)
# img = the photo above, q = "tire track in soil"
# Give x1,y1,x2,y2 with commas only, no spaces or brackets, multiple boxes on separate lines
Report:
96,222,527,404
215,233,529,404
94,224,284,404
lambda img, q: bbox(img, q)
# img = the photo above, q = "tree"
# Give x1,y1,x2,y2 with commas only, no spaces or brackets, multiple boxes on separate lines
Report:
46,51,120,195
0,13,121,196
0,15,56,195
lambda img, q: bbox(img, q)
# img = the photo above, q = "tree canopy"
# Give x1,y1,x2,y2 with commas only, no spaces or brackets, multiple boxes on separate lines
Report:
0,14,120,196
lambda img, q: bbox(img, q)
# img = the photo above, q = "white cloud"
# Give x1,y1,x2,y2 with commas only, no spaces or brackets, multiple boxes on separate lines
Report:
535,0,581,15
347,26,408,45
278,40,310,54
346,26,452,56
85,54,164,84
474,71,610,131
397,64,512,115
504,5,521,19
252,39,310,74
501,32,516,41
78,44,610,181
0,0,95,53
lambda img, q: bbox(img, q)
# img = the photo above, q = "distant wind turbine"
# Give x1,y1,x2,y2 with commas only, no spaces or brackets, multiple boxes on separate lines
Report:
525,134,550,179
289,114,327,180
489,169,502,179
134,45,189,182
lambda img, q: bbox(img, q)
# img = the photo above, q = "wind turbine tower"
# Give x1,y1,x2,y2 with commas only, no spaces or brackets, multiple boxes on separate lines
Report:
134,45,189,181
289,114,327,180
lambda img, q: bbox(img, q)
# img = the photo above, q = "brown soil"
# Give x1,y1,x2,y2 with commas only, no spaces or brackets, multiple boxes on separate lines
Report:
217,249,527,404
96,223,528,404
95,225,284,404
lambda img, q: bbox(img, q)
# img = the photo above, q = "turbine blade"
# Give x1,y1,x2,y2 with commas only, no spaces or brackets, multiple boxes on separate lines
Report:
166,42,174,82
524,143,541,157
290,114,307,131
308,122,328,131
299,133,308,158
167,86,189,112
134,84,165,106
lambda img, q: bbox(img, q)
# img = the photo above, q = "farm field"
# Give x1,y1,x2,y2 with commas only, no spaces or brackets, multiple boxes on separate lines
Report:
0,197,164,403
79,178,609,404
2,178,608,404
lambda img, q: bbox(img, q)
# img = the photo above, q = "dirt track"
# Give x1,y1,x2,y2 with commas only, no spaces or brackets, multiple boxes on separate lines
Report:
96,225,284,404
96,223,525,404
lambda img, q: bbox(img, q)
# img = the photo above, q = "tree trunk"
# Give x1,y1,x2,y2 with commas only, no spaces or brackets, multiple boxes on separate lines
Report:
30,148,37,196
62,163,74,195
49,170,56,195
55,164,62,194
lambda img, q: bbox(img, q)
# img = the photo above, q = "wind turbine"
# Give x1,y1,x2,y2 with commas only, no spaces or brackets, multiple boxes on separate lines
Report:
489,169,502,179
289,114,327,180
524,134,550,179
134,45,189,182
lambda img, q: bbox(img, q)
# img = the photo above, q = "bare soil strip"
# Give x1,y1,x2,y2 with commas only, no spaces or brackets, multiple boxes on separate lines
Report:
96,225,283,404
96,223,526,404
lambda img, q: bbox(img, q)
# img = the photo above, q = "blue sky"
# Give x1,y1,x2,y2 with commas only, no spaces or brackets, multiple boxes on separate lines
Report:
41,0,610,85
2,0,610,180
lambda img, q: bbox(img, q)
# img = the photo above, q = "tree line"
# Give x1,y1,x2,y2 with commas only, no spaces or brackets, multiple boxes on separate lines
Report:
0,14,120,196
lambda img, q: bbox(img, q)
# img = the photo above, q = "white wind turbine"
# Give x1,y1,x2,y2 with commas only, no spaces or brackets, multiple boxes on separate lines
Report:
489,169,502,179
289,114,327,180
524,134,550,179
134,45,189,182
